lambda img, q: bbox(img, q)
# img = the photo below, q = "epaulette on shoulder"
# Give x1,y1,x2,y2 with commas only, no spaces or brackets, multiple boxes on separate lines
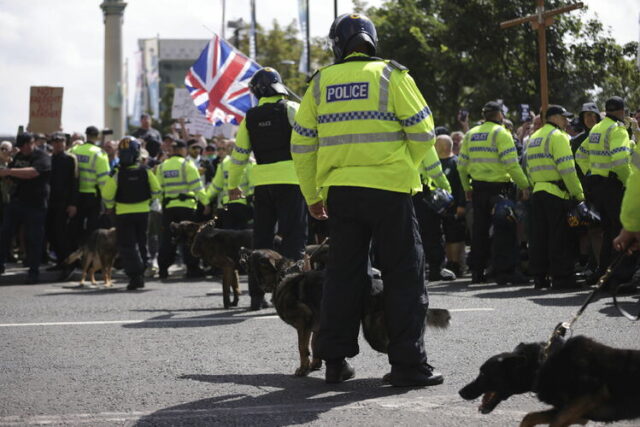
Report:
389,59,408,72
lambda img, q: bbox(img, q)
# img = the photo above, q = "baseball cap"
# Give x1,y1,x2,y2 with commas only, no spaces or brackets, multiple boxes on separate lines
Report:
85,126,100,137
579,102,600,115
605,96,624,112
171,139,187,148
545,105,573,119
163,134,175,142
482,101,502,113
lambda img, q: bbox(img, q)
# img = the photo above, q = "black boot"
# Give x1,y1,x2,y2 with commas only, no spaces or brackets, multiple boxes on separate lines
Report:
325,359,355,384
385,363,444,387
127,275,145,290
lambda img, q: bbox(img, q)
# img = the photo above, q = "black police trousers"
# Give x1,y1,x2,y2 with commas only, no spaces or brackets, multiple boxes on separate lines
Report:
46,201,73,264
69,193,101,248
316,186,428,368
158,207,200,273
587,176,638,281
412,191,445,274
528,191,574,279
468,181,518,274
115,212,148,278
216,203,252,230
249,184,308,304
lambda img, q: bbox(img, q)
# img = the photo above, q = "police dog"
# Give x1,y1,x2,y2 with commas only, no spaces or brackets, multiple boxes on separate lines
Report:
270,269,451,376
65,228,118,287
459,336,640,426
190,221,252,309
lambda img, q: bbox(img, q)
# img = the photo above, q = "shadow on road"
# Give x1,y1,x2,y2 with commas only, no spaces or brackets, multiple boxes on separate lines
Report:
598,295,640,318
121,308,267,329
133,373,412,426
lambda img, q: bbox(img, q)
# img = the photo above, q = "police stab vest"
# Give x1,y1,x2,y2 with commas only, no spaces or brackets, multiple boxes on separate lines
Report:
115,166,151,204
245,100,293,165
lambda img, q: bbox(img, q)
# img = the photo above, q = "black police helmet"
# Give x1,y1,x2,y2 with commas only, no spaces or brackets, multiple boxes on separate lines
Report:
329,13,377,61
118,136,141,166
249,67,288,99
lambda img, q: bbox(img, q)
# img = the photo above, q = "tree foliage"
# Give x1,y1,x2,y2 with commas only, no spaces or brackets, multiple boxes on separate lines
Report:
364,0,640,128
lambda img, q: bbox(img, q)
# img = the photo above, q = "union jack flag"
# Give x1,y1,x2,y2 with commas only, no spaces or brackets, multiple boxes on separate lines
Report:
185,35,261,126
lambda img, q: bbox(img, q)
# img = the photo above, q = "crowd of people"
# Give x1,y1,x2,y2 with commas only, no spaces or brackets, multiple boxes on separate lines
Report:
1,11,639,387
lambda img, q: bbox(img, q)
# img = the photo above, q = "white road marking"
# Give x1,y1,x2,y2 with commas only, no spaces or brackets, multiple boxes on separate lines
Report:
0,394,526,425
0,308,493,328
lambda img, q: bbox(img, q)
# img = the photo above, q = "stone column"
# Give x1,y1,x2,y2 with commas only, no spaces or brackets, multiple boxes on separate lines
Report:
100,0,127,139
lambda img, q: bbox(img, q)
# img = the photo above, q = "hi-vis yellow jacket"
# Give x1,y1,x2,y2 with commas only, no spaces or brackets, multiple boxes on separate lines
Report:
457,121,529,191
290,53,443,205
575,116,631,185
621,150,640,232
69,142,109,195
155,155,208,209
207,156,254,207
524,123,584,200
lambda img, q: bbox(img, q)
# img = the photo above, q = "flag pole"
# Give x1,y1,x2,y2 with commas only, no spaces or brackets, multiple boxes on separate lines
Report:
334,0,338,19
221,0,226,39
305,0,310,75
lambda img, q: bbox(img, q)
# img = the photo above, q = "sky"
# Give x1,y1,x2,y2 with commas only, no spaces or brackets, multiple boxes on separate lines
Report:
0,0,638,135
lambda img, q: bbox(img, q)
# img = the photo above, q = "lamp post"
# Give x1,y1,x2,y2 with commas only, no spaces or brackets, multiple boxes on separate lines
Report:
227,18,245,48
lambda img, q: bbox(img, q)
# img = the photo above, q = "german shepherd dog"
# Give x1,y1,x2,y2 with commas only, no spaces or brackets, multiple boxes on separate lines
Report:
189,221,252,309
65,228,118,287
459,336,640,426
268,269,451,376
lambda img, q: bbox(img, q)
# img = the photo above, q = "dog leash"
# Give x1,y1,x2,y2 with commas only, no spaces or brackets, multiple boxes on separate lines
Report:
612,281,640,321
542,253,626,361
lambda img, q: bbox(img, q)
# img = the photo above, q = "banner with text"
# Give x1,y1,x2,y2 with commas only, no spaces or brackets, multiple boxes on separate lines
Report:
29,86,63,134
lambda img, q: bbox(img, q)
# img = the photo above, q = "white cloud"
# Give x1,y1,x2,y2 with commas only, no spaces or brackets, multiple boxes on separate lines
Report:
0,0,636,135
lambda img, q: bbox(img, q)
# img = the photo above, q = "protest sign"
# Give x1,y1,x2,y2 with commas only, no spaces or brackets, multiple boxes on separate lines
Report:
29,86,63,134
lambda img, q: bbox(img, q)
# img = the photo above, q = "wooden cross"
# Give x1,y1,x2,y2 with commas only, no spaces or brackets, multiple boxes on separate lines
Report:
501,1,583,118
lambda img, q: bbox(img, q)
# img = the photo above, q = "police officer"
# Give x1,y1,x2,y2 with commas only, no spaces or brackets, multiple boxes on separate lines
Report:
156,139,209,279
102,137,161,289
575,96,637,290
412,157,456,281
525,105,585,289
458,101,531,285
291,13,443,387
227,67,308,310
68,126,110,247
206,141,254,230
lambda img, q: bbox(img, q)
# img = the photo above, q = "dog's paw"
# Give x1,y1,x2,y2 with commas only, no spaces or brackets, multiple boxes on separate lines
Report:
294,366,310,377
310,358,322,371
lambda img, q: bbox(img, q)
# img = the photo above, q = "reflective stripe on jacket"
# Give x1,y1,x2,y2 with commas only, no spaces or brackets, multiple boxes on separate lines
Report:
102,166,161,215
207,156,253,207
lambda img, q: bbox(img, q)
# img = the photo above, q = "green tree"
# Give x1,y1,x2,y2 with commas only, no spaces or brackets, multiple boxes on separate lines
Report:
365,0,640,129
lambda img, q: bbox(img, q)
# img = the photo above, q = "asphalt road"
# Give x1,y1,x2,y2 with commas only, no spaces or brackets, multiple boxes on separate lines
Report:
1,265,639,426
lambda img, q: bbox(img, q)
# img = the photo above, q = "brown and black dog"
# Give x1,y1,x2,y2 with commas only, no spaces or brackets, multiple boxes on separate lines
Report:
460,336,640,426
269,269,451,377
65,228,118,287
190,221,252,309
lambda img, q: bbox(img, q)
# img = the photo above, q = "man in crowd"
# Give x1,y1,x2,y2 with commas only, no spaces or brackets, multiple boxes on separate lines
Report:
525,105,585,290
0,133,51,283
46,132,78,272
102,136,161,290
103,140,120,170
228,67,308,310
156,139,209,279
458,101,530,285
133,113,162,142
291,13,444,387
576,96,637,291
436,134,467,276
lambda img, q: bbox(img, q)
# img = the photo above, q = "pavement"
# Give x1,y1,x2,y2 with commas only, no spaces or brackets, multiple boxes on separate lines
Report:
1,264,639,426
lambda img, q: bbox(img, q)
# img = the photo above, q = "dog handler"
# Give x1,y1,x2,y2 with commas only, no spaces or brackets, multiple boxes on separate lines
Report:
155,139,209,279
102,137,161,290
227,67,308,310
613,149,640,254
291,13,444,387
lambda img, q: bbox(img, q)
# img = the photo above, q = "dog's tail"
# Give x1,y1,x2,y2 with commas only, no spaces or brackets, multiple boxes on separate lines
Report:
426,308,451,329
64,249,83,265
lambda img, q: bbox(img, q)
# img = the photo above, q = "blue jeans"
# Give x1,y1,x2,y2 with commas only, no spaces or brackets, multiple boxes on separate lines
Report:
0,201,46,276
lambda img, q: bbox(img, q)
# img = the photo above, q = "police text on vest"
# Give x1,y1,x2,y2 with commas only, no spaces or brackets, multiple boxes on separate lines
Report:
326,82,369,103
